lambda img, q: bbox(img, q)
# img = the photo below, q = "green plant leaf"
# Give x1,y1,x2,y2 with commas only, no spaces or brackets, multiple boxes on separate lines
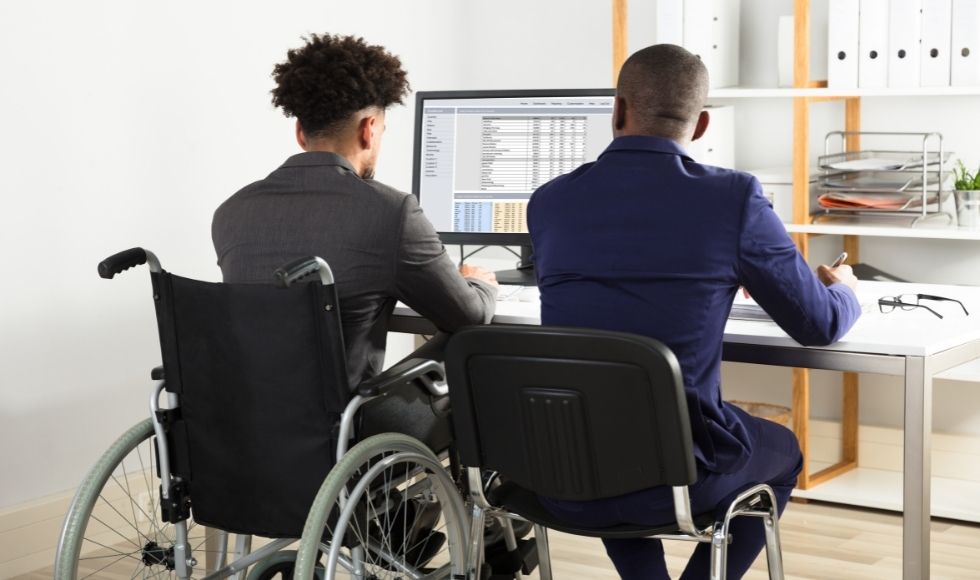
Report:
954,160,980,191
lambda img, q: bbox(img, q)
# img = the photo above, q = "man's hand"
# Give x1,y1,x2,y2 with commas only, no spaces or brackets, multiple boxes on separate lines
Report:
460,264,498,286
817,264,858,291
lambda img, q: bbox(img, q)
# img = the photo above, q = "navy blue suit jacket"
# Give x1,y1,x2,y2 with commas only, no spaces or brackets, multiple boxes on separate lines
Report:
528,135,861,473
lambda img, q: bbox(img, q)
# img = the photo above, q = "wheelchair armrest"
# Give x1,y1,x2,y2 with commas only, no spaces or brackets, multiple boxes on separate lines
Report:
151,366,165,380
357,358,447,398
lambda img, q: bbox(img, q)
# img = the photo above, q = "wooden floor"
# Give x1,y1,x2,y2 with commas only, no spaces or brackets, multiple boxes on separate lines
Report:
546,500,980,579
18,500,980,579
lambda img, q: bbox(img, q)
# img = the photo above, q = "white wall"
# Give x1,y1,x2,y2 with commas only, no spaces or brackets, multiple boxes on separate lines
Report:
459,1,612,89
0,0,467,509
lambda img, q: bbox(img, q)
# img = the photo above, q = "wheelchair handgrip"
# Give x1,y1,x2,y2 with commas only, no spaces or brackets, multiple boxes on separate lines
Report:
274,256,335,287
98,248,149,279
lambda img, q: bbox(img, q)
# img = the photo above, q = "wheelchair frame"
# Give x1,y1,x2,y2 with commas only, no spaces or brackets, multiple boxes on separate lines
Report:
56,251,472,580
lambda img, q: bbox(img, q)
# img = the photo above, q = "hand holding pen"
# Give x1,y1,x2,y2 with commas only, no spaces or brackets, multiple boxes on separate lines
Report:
817,251,858,290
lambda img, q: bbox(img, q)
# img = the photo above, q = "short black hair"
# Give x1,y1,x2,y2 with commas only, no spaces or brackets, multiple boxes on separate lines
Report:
271,34,410,137
616,44,709,139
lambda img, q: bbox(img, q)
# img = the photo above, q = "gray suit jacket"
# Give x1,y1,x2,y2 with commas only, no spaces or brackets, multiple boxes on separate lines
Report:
212,151,497,388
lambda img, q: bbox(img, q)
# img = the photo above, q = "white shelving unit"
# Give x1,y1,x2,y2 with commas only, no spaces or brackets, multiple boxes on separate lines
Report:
935,359,980,383
709,86,980,99
793,462,980,523
785,222,980,241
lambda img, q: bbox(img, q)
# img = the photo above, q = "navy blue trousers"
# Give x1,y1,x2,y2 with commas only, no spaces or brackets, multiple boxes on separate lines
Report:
543,414,802,579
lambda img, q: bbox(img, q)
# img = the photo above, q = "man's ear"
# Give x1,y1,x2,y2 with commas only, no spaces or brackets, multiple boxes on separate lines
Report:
691,110,710,142
295,120,308,150
613,96,628,131
357,115,376,149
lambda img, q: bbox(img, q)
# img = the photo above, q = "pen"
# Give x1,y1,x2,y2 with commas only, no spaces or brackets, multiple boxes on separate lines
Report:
831,251,848,268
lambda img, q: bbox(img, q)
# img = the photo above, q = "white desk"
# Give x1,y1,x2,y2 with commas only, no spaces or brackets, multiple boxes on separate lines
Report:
390,281,980,580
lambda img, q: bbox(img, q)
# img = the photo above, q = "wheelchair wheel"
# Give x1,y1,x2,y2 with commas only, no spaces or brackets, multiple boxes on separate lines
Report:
294,433,469,580
54,419,224,579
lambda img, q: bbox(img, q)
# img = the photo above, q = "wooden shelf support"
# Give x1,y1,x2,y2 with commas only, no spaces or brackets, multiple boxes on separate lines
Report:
612,0,628,85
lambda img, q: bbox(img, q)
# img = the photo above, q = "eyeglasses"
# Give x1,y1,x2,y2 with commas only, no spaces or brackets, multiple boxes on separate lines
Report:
878,294,970,320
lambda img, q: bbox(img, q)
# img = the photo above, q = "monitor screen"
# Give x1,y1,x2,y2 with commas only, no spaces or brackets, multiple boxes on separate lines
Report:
412,90,615,245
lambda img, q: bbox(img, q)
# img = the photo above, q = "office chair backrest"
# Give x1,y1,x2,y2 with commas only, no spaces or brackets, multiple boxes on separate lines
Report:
150,271,349,537
446,325,697,501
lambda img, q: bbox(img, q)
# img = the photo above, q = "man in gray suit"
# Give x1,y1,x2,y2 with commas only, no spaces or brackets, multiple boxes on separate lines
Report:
212,34,498,390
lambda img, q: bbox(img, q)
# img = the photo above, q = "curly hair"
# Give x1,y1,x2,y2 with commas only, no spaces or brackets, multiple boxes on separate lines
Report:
271,34,410,137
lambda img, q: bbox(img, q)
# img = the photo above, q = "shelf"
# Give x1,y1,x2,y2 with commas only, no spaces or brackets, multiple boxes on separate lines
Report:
708,86,980,99
784,222,980,241
935,359,980,383
793,463,980,523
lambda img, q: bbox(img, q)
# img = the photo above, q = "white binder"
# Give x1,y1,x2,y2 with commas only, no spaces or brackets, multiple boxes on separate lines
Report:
888,0,922,87
650,0,740,89
951,0,980,86
683,0,714,78
710,0,741,88
921,0,953,86
778,15,796,87
828,0,860,88
859,0,890,88
688,105,734,169
653,0,684,46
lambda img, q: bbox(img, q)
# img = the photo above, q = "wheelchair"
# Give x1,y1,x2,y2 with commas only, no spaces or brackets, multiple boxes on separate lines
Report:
55,248,518,579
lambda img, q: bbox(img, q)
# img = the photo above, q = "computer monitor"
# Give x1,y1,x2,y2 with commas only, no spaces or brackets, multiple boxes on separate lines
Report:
412,89,615,285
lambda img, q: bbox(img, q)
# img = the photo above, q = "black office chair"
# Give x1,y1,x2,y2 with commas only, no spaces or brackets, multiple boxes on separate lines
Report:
445,325,785,580
55,249,465,580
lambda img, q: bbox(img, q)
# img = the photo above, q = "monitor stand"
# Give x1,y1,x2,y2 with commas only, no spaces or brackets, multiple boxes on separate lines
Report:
494,245,536,286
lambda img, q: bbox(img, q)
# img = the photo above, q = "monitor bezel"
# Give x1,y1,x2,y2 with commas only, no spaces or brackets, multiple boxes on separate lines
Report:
411,88,615,246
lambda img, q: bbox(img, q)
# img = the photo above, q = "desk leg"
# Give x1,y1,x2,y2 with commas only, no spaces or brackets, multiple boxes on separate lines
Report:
903,356,931,580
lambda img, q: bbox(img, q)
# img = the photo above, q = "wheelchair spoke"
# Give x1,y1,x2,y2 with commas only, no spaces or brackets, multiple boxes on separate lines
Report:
189,527,224,554
97,487,151,546
77,546,143,561
136,440,165,540
79,551,141,580
88,510,143,550
115,457,152,544
130,560,162,580
349,462,450,578
136,437,164,537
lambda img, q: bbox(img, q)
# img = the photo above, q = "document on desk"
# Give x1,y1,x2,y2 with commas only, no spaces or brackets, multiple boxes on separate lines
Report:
496,285,539,303
729,294,773,321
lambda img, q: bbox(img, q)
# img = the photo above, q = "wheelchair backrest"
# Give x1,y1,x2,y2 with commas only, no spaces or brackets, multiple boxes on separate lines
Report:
150,271,349,537
446,325,698,501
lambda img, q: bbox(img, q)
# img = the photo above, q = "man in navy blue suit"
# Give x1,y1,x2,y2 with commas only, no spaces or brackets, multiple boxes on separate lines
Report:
528,44,862,579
